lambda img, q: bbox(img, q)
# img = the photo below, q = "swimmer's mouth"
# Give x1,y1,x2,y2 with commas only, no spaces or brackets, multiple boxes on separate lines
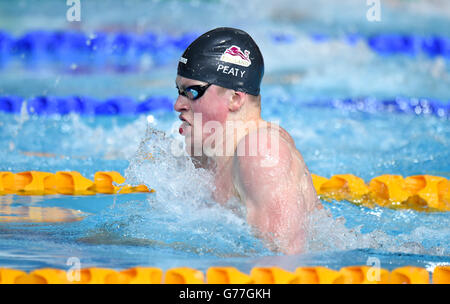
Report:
179,115,191,126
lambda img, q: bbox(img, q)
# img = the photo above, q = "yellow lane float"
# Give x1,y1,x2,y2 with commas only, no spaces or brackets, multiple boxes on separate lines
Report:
312,173,450,212
0,171,152,196
0,265,448,284
0,171,448,211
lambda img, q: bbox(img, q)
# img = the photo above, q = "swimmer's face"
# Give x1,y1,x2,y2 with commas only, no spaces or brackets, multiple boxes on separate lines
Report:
174,75,229,154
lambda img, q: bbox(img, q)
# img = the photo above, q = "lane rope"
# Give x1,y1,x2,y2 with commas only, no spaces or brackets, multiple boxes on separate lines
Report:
0,30,448,69
0,265,448,284
1,95,448,118
0,171,448,212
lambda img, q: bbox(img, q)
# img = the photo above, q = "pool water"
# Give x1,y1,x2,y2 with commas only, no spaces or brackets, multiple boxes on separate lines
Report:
0,0,449,273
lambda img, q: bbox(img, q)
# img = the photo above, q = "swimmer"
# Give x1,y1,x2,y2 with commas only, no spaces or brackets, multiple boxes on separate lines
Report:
174,27,321,254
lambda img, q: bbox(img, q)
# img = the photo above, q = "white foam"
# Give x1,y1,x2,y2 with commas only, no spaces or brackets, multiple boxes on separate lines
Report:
305,207,448,256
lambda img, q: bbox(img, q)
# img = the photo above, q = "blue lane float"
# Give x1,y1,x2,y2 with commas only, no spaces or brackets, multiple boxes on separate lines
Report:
304,97,450,118
0,30,449,70
0,30,199,70
0,95,174,116
0,95,448,118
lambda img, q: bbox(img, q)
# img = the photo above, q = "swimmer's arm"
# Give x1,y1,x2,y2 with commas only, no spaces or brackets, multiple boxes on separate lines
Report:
235,135,309,255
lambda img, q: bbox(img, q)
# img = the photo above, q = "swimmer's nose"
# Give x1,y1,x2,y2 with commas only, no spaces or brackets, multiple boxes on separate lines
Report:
174,95,190,113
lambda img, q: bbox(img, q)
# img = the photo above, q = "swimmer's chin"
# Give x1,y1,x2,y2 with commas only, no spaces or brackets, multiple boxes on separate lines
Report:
179,123,190,136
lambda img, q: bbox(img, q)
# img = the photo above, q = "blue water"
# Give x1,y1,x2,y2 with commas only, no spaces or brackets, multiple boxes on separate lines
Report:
0,0,450,273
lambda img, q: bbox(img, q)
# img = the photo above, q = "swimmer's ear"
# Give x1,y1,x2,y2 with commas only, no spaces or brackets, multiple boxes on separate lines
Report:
228,91,245,112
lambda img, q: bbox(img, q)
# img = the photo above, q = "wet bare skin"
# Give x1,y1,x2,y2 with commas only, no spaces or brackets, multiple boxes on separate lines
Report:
219,122,321,254
174,76,321,255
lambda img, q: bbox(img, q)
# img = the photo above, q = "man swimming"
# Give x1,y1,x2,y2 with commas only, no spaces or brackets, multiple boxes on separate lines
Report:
174,27,321,255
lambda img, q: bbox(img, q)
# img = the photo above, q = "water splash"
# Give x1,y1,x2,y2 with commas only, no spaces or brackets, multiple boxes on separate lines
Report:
124,125,215,204
2,111,447,257
82,125,270,257
79,122,448,258
306,206,449,256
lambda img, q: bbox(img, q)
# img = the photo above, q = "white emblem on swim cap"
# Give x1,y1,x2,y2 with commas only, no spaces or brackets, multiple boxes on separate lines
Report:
179,57,188,64
220,45,251,67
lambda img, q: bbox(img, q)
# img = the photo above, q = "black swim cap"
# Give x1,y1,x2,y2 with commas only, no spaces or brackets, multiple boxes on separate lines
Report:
177,27,264,96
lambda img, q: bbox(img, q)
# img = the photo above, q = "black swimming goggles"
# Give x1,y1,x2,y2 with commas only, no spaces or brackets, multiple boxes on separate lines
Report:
177,83,212,100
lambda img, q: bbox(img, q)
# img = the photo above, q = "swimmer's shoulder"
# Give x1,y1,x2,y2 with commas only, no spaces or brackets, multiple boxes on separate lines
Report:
249,120,298,152
265,122,296,146
240,121,309,170
233,121,296,167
